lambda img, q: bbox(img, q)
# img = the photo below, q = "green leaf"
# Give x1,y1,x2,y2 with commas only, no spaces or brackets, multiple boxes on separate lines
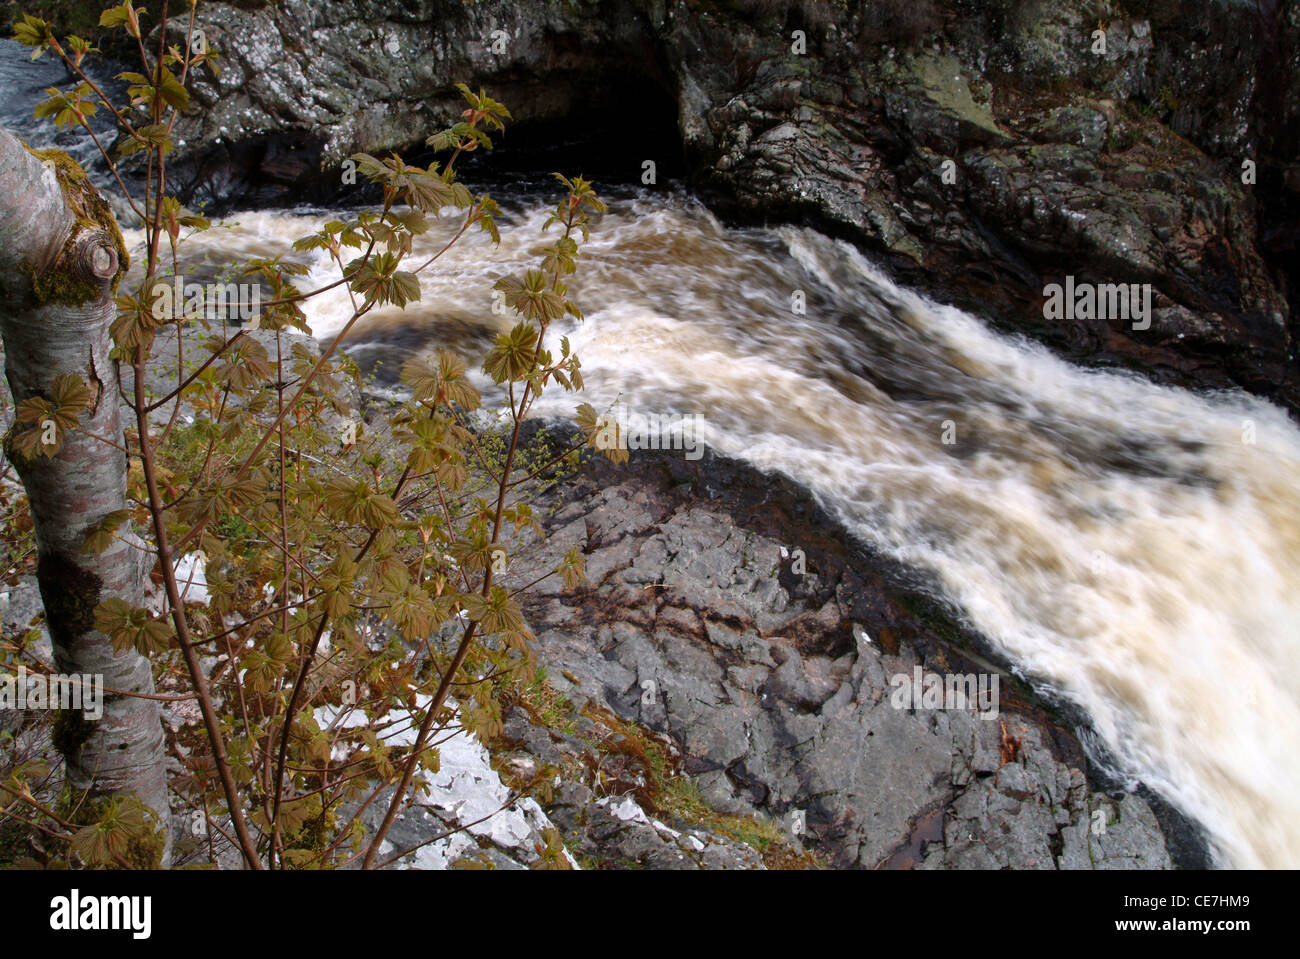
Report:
324,478,401,527
482,321,539,384
346,252,422,308
99,4,130,28
99,3,143,37
121,123,173,158
400,349,480,409
241,649,280,695
265,632,295,665
349,153,451,212
560,544,587,588
93,599,173,655
82,510,132,554
390,270,421,304
155,65,190,112
12,15,51,55
574,403,627,463
461,585,524,636
493,270,563,323
33,87,98,129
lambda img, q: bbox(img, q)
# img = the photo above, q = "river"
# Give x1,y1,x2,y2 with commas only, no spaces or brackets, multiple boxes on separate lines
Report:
5,38,1299,870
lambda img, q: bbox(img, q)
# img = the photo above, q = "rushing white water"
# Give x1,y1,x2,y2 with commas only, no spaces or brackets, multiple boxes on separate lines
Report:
122,192,1300,869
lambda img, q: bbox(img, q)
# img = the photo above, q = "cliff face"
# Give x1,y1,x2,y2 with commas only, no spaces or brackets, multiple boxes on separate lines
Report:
164,0,1298,407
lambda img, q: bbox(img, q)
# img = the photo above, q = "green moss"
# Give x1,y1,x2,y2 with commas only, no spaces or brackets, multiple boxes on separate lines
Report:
51,706,95,757
37,552,102,640
129,837,165,868
22,249,100,306
53,786,88,826
286,806,335,863
19,145,128,305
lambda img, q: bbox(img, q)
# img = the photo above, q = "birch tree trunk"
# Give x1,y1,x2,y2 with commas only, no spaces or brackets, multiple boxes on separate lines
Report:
0,125,169,865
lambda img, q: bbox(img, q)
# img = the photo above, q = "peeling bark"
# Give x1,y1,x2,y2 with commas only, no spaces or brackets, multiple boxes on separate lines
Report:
0,125,169,864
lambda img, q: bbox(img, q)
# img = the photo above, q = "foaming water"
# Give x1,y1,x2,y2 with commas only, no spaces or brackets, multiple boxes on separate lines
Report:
122,191,1300,868
0,38,126,182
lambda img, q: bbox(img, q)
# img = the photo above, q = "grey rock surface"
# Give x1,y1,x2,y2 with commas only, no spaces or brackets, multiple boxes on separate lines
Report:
503,440,1174,869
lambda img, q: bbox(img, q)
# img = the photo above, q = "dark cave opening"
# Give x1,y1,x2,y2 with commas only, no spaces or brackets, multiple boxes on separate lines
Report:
171,70,688,214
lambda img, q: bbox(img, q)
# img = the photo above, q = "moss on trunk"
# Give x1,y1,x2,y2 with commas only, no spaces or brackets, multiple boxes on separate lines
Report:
18,145,128,305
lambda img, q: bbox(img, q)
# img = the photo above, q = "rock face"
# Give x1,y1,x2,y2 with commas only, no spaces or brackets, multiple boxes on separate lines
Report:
493,704,772,869
161,0,1299,410
499,437,1178,869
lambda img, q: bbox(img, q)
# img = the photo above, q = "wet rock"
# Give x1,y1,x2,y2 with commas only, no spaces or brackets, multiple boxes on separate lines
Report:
1027,105,1110,152
504,439,1177,869
1057,792,1173,870
557,794,762,870
159,0,1297,408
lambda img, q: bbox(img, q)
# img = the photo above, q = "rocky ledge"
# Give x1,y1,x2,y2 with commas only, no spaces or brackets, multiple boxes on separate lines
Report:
489,425,1196,869
300,419,1200,869
147,0,1299,410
